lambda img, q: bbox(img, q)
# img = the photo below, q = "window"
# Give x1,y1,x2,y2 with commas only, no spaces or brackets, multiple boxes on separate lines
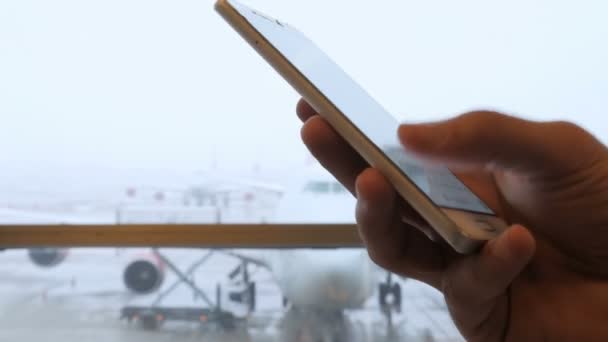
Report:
1,0,606,341
303,181,331,194
332,182,348,194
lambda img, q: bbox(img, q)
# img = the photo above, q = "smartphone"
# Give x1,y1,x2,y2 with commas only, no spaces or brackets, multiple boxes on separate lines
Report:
215,0,508,253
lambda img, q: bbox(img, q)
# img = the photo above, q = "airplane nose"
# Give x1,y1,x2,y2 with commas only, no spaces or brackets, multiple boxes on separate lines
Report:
322,252,368,306
277,250,374,310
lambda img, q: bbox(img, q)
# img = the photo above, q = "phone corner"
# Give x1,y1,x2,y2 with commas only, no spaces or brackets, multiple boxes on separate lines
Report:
214,0,229,13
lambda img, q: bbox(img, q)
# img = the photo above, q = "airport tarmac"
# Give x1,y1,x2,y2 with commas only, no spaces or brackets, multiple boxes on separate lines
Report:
0,248,463,342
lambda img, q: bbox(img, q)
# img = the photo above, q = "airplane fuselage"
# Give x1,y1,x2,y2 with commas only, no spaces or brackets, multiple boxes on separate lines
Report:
265,249,377,311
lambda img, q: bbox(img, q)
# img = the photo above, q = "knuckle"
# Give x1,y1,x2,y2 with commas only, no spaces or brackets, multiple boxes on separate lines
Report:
451,110,505,142
458,110,504,123
357,225,400,271
459,110,505,133
365,245,399,271
299,117,318,145
300,117,334,153
548,120,589,139
432,123,460,153
545,120,603,155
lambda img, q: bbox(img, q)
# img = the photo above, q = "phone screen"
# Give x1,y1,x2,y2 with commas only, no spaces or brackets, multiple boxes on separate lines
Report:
233,2,493,215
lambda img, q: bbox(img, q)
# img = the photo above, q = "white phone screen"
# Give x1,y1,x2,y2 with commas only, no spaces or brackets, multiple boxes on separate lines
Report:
232,2,493,215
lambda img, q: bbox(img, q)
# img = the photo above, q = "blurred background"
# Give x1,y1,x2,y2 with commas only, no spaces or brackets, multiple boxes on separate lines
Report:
0,0,606,341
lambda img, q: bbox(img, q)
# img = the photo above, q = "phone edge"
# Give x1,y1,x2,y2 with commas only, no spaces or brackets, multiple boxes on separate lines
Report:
214,0,491,254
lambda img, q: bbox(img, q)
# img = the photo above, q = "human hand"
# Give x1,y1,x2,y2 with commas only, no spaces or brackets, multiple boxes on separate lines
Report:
297,99,608,341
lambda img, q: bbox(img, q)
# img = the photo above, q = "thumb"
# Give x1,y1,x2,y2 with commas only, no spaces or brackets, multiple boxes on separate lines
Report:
398,111,603,173
444,225,535,304
442,225,535,341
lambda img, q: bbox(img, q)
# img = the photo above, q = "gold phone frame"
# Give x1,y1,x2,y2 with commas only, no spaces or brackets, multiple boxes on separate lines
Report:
215,0,508,253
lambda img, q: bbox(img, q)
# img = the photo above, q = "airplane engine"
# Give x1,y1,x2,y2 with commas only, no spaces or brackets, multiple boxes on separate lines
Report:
28,248,69,267
123,254,166,294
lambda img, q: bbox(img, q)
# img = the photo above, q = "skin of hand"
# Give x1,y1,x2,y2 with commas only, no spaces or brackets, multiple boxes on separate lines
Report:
296,99,608,341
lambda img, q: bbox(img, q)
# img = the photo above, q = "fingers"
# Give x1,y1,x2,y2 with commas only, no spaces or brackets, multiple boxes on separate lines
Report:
398,111,606,174
397,201,438,241
443,225,536,303
301,115,368,195
296,98,317,122
441,225,535,339
298,101,432,230
441,225,535,342
355,168,444,287
296,98,439,261
297,98,368,194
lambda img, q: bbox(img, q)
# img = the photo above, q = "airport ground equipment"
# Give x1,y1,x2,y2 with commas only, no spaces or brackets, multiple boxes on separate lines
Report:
120,248,255,331
122,249,237,331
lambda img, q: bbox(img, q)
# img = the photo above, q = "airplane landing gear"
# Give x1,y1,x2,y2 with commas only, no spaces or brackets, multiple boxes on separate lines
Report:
379,273,402,314
378,273,402,341
227,260,256,313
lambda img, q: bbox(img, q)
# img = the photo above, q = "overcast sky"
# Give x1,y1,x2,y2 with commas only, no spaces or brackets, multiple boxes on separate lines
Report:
1,0,607,172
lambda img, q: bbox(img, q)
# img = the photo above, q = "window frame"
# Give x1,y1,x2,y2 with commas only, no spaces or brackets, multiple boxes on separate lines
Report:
0,224,362,248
